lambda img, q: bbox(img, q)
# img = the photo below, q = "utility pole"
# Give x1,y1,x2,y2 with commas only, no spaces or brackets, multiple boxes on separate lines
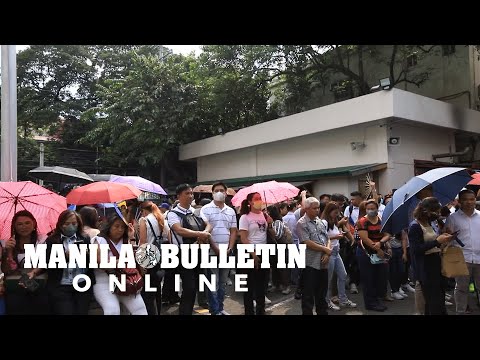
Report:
39,142,44,186
1,45,17,182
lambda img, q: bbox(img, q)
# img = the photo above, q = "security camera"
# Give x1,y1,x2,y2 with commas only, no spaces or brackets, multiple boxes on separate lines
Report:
351,142,357,151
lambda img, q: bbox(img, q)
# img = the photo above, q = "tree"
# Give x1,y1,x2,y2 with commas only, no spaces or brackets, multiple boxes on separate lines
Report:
16,45,97,137
81,53,201,184
81,48,279,186
200,45,440,116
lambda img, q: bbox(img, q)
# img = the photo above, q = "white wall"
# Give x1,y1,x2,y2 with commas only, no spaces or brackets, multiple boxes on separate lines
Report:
384,121,455,191
180,91,394,160
313,177,350,198
196,122,389,182
197,147,257,182
312,176,366,198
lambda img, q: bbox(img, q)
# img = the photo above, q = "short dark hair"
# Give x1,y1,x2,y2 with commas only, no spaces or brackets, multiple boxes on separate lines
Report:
351,191,363,198
176,183,192,195
199,198,211,206
267,205,282,222
365,199,379,209
212,181,227,192
279,202,288,210
319,194,331,201
287,202,296,211
458,189,475,201
331,193,345,202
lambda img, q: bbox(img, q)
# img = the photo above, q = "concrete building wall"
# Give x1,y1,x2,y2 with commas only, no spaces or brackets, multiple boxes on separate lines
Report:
196,123,388,182
384,122,455,191
310,45,474,110
313,177,350,198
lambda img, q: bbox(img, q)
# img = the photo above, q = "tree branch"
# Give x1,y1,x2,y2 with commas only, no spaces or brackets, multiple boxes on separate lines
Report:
415,45,437,53
335,46,345,67
396,77,428,88
389,45,398,85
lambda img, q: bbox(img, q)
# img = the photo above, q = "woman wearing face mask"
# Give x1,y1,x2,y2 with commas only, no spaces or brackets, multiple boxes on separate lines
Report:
356,200,391,312
239,192,275,315
408,197,453,315
39,210,94,315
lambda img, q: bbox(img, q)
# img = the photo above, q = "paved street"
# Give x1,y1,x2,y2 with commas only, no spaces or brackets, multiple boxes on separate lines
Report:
161,277,480,316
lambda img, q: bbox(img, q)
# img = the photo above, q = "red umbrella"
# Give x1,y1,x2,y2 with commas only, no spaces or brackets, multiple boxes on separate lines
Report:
66,181,142,205
0,181,67,239
231,181,300,207
468,173,480,185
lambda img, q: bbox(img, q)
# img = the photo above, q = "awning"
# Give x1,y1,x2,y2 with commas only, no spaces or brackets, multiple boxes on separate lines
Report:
195,163,387,188
289,181,313,187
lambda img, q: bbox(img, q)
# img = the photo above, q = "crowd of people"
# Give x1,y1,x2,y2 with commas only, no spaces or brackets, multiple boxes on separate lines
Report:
0,180,479,316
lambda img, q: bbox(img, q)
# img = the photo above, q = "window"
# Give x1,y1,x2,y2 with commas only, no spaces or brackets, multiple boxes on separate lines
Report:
407,53,418,67
442,45,456,56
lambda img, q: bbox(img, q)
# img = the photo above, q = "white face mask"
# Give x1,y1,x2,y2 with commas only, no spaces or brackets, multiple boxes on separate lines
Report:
213,191,226,202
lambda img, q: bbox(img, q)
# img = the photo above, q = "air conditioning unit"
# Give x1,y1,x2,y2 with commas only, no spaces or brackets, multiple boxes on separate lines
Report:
388,137,401,146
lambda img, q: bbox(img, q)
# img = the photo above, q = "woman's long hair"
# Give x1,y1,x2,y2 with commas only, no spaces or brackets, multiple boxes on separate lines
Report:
413,197,441,222
240,192,260,215
355,201,368,228
49,210,84,242
79,206,99,229
11,210,38,244
321,201,339,230
140,201,164,233
99,214,129,243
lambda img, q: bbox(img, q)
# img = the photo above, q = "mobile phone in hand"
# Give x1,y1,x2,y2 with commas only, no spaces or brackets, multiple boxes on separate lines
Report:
19,273,40,292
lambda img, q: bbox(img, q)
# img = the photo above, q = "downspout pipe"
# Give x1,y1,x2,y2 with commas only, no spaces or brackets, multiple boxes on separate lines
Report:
432,146,471,161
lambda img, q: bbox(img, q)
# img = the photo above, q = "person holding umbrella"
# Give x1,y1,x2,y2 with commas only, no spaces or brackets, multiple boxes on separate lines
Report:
409,197,454,315
1,210,49,315
238,192,274,315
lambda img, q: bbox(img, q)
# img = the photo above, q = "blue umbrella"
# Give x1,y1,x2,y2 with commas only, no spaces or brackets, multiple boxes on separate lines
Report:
381,167,472,234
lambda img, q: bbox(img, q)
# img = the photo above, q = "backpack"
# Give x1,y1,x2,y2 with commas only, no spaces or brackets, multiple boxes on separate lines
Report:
146,218,168,249
275,221,293,244
347,204,356,235
105,238,144,296
170,210,206,244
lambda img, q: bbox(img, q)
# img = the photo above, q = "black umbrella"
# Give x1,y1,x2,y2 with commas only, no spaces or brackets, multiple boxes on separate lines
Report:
28,166,94,185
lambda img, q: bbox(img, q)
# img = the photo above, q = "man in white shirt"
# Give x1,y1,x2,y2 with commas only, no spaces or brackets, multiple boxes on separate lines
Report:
167,183,212,315
344,191,363,226
445,189,480,314
200,181,237,315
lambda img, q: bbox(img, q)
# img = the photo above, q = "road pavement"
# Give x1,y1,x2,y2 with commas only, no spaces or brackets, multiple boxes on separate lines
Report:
161,278,480,315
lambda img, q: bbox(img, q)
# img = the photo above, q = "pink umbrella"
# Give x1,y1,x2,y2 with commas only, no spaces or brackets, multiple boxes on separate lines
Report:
0,181,67,239
66,181,142,205
231,181,300,207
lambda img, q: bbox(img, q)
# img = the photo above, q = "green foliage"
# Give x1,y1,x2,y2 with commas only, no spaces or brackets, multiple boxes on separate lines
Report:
14,44,443,184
